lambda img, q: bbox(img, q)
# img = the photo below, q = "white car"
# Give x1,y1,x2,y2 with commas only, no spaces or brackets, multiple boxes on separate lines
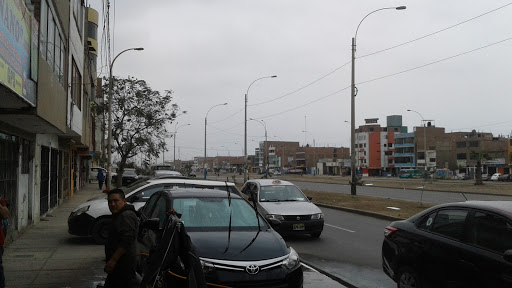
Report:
241,179,324,238
491,173,502,181
89,167,106,183
68,178,241,244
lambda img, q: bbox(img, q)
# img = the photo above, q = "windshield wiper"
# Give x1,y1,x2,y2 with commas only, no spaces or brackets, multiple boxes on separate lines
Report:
223,181,232,254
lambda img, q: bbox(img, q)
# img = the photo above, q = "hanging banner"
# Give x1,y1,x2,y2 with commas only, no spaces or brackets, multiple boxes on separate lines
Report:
0,0,36,105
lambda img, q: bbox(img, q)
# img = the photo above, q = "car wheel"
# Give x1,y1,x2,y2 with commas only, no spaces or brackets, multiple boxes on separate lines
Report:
311,232,321,238
92,218,111,245
397,267,421,288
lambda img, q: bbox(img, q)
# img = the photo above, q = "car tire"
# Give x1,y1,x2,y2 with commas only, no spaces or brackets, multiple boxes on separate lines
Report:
92,218,112,245
311,232,321,238
396,266,421,288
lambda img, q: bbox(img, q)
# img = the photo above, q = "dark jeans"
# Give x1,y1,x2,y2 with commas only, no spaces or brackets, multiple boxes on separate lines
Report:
0,247,5,288
99,180,104,190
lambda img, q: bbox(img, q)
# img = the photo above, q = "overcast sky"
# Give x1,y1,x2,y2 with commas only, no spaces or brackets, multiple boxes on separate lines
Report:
88,0,512,162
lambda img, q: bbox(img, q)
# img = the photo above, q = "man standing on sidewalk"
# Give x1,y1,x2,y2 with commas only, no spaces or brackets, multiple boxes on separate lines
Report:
0,199,9,288
103,189,139,288
97,169,105,190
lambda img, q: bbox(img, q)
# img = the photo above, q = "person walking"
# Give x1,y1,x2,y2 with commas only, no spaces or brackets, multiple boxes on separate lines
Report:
97,170,105,190
0,199,10,288
103,189,139,288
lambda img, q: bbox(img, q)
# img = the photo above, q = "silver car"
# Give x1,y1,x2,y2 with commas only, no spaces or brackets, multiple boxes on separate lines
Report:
68,178,241,244
241,179,324,238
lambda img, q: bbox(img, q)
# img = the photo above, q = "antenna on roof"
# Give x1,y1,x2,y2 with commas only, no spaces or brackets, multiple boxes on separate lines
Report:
461,192,468,201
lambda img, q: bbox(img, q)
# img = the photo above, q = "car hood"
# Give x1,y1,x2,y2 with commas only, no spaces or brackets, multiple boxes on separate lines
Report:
73,197,106,212
189,230,288,261
259,201,322,215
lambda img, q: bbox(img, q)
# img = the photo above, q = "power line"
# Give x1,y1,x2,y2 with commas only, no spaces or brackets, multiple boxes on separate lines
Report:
358,37,512,86
250,61,351,107
253,36,512,120
359,2,512,60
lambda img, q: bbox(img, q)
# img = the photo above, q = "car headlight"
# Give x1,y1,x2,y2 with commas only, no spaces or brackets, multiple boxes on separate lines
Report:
200,259,215,274
71,205,89,217
282,247,300,269
266,214,284,221
311,213,324,220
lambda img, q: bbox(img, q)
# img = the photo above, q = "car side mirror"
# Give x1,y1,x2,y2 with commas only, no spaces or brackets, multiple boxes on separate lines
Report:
503,250,512,263
141,218,160,231
307,196,312,201
127,195,139,203
268,219,281,228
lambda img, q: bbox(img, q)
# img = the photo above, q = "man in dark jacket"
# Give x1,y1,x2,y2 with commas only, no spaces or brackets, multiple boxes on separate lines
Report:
104,189,139,288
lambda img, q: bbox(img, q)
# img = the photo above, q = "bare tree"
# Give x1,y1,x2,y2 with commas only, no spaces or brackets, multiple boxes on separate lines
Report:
102,76,181,187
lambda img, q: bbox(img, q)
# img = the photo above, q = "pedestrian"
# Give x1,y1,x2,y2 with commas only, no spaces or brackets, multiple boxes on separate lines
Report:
97,170,105,190
103,189,139,288
0,198,9,288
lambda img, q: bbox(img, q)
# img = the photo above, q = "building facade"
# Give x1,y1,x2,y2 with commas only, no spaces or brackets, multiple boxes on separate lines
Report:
0,0,98,240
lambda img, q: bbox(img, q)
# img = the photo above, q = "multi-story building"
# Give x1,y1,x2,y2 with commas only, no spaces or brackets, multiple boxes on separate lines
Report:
0,0,97,239
355,116,407,176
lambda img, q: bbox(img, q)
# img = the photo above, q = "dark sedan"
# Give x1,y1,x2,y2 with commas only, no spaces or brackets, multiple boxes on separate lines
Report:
382,201,512,288
112,169,139,186
137,188,303,288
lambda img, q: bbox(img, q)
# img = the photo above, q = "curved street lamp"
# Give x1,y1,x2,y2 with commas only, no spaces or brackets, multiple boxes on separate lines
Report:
350,6,406,195
107,47,144,190
244,75,277,182
173,123,190,170
250,118,268,177
204,103,228,179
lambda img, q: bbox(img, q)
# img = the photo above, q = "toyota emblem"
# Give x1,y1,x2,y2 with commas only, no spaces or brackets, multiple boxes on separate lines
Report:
246,264,260,275
296,216,301,220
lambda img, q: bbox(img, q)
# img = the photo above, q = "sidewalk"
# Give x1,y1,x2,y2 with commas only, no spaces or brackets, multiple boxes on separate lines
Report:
3,182,347,288
4,183,106,288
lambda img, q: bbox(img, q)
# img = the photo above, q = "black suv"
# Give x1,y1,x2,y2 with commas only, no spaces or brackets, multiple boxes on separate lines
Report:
382,201,512,288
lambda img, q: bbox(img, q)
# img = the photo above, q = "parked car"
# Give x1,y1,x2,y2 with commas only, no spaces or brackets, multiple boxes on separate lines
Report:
241,179,324,238
137,188,303,287
152,170,182,178
498,174,511,182
491,173,502,181
111,169,139,186
481,173,491,181
89,167,106,183
67,178,241,244
382,201,512,288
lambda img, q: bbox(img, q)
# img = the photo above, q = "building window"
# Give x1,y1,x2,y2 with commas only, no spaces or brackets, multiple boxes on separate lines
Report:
429,158,436,163
388,143,393,148
456,141,466,148
470,153,478,160
39,0,65,86
418,152,425,160
457,153,466,160
71,59,82,110
469,141,479,148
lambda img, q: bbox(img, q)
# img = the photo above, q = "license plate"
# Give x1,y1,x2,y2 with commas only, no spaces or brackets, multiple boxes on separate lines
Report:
293,223,305,231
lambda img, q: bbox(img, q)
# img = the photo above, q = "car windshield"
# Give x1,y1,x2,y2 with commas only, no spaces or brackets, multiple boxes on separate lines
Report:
173,198,266,231
259,185,307,202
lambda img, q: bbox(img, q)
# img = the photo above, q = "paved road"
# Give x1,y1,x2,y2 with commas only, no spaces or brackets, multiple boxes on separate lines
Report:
289,207,395,288
293,181,512,204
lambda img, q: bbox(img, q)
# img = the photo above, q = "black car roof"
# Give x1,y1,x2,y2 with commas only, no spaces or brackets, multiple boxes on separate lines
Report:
161,188,243,199
410,201,512,221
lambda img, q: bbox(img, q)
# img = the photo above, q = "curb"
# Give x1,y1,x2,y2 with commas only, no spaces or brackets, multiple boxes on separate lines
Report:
301,259,357,288
315,203,403,221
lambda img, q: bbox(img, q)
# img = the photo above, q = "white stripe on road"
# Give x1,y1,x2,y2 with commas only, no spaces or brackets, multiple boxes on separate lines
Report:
301,262,319,272
325,223,355,233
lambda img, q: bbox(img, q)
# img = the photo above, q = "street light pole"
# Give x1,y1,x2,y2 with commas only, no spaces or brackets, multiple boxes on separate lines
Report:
244,75,277,183
350,6,406,196
407,109,427,178
204,103,228,179
250,118,268,178
174,123,190,170
106,47,143,190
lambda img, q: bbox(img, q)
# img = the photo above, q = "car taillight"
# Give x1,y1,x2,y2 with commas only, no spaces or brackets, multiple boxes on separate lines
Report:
384,226,397,237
